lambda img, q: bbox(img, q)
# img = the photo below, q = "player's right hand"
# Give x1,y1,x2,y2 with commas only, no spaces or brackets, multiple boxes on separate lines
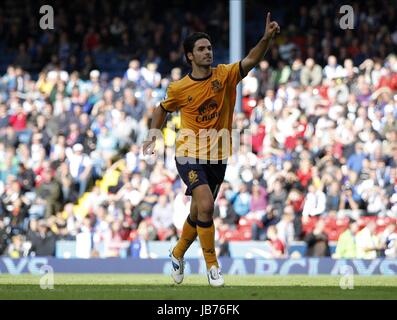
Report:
142,137,156,155
264,12,280,40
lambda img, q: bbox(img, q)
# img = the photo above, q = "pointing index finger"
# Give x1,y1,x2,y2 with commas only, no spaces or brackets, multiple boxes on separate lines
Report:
266,12,271,25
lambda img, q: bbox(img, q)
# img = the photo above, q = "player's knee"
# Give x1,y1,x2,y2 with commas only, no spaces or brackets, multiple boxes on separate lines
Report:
198,201,214,217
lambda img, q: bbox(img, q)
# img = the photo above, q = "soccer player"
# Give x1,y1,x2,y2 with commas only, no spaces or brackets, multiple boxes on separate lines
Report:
143,13,280,287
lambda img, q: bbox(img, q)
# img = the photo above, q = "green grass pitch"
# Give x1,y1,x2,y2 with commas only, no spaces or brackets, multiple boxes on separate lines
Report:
0,274,396,300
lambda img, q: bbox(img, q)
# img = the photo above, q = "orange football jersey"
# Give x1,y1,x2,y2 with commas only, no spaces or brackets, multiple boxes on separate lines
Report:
161,61,244,160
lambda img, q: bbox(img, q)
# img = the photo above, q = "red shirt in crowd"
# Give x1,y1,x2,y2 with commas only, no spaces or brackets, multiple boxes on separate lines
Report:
269,239,285,254
297,167,313,188
9,113,27,131
377,73,397,91
252,124,266,154
288,194,305,213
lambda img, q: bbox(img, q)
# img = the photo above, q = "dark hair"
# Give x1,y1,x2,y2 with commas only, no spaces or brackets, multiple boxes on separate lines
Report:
183,32,212,65
348,217,357,225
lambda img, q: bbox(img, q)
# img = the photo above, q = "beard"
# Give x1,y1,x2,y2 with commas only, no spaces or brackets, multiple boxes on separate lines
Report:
197,58,213,67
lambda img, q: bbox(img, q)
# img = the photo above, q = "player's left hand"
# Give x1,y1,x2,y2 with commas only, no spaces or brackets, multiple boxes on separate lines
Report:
142,137,156,156
264,12,280,40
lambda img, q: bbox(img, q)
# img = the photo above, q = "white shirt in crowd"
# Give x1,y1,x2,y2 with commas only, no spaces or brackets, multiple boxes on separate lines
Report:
302,190,327,217
355,226,378,259
66,147,93,178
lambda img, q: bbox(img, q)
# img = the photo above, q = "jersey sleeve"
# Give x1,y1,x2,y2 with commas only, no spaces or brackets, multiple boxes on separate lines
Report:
224,61,245,87
160,83,178,113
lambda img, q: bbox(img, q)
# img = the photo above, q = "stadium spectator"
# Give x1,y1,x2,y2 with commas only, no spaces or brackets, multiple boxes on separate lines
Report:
27,219,57,256
324,55,344,80
300,58,322,86
56,219,76,241
325,181,342,215
355,221,380,259
55,162,78,204
0,218,8,255
105,219,129,257
380,223,397,258
267,179,288,217
276,206,295,247
302,184,327,217
216,237,231,258
35,168,62,218
339,181,361,215
333,218,359,259
227,183,251,218
347,143,367,174
66,143,93,196
0,104,9,132
304,220,330,257
6,234,26,258
16,163,35,193
251,206,280,241
265,225,286,258
249,181,268,218
151,194,174,239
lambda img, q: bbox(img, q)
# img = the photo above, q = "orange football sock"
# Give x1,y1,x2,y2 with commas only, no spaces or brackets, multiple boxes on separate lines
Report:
197,220,219,269
172,215,197,259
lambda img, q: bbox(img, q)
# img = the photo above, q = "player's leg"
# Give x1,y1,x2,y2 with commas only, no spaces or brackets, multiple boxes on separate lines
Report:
192,184,224,287
170,198,198,284
193,185,216,266
189,197,199,221
170,157,202,284
172,197,198,259
198,162,226,264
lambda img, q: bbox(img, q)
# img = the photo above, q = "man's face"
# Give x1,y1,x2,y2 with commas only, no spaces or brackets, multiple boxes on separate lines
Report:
189,38,213,67
328,56,336,66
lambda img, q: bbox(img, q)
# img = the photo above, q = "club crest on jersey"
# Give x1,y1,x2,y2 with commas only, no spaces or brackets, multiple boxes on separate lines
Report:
188,170,198,184
211,79,222,92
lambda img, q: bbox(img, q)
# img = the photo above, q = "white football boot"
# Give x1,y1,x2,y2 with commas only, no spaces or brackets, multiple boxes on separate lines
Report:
207,265,225,287
169,247,184,284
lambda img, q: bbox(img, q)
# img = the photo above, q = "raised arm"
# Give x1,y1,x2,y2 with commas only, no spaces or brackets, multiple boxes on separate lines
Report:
240,12,280,77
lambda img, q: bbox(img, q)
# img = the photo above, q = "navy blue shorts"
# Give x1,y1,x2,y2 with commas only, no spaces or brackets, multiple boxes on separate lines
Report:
175,157,227,200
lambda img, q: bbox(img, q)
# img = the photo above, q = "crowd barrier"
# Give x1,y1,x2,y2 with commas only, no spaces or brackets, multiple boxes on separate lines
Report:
56,240,337,258
1,257,396,275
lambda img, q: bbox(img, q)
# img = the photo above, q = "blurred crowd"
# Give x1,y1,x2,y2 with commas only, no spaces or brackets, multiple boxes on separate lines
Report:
0,0,397,259
0,0,228,76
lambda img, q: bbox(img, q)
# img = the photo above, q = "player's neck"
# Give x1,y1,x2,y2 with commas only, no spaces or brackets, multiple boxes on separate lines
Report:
190,65,212,80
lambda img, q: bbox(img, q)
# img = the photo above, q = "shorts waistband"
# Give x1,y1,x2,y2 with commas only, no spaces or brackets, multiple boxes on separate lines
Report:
175,157,227,165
